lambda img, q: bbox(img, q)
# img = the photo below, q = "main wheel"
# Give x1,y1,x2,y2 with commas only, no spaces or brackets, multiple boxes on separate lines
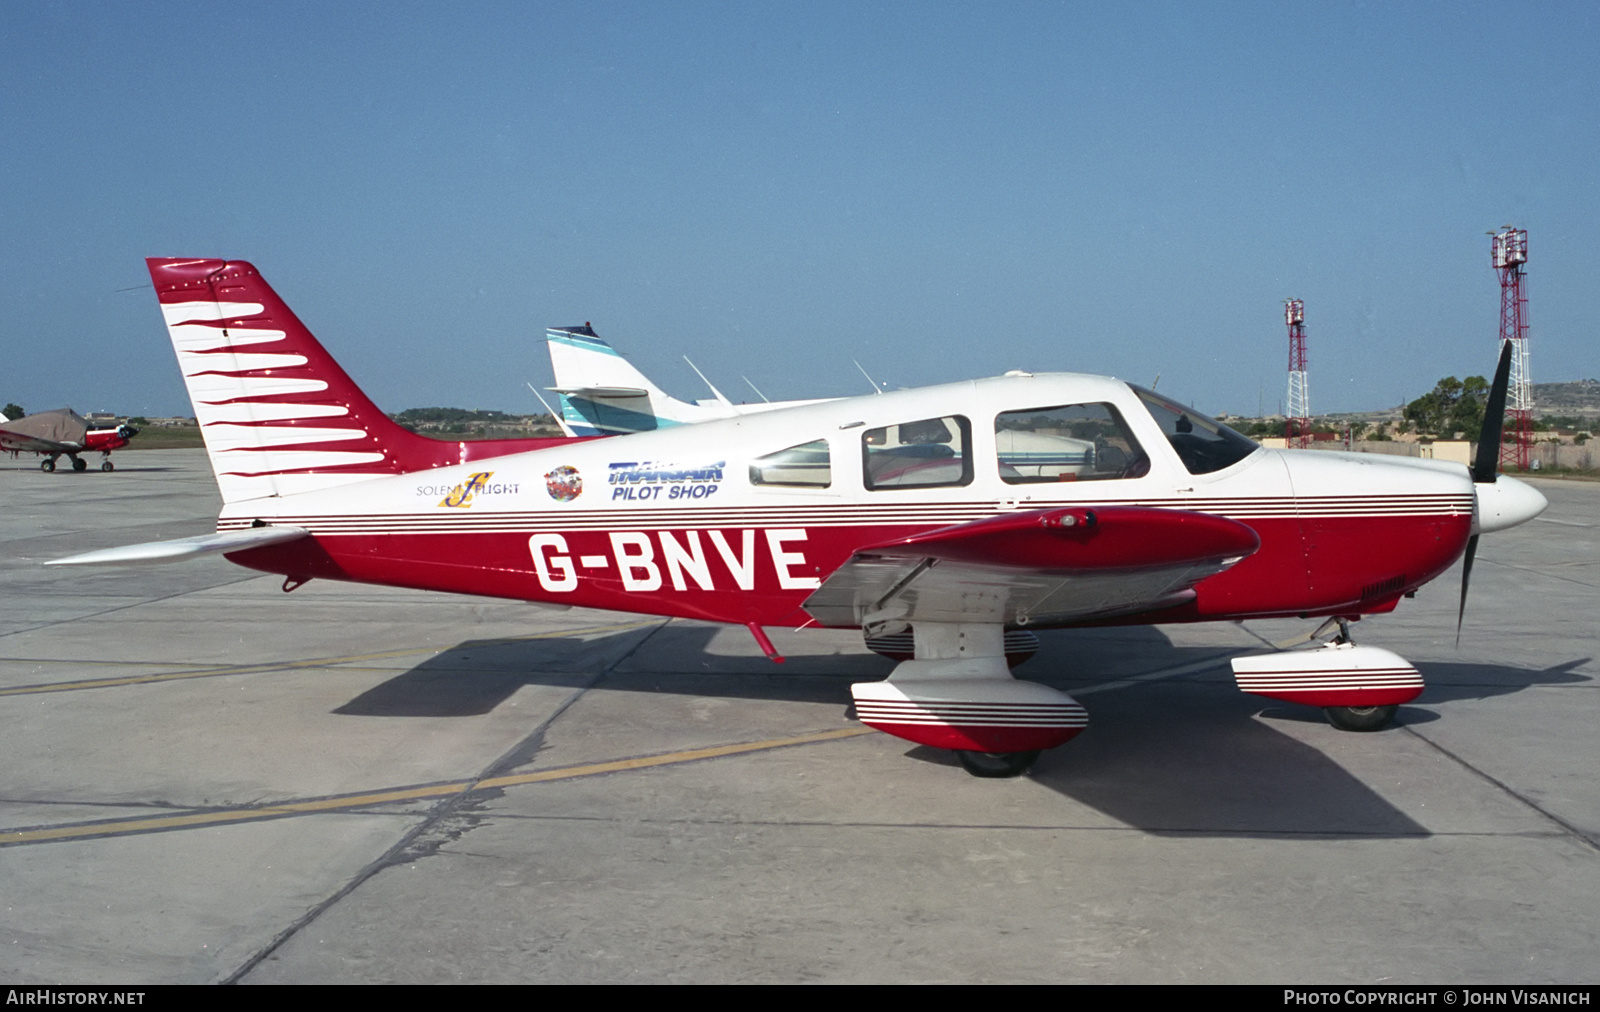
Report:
1324,704,1398,732
71,457,87,472
956,750,1041,778
41,459,55,472
101,460,114,472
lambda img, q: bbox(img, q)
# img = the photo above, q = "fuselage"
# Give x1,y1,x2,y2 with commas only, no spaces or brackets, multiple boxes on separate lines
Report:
217,372,1478,630
83,428,134,453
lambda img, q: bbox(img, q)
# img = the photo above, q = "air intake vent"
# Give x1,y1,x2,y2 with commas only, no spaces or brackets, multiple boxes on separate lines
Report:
1361,574,1407,601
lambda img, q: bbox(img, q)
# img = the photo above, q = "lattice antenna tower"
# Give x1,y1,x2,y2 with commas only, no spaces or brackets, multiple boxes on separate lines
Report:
1490,227,1532,470
1284,299,1310,449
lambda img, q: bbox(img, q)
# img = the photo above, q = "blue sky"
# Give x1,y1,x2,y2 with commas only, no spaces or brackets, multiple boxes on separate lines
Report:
2,1,1594,418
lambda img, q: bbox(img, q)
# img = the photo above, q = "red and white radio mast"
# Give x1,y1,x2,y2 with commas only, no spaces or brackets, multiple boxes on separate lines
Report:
1490,227,1532,470
1284,299,1310,449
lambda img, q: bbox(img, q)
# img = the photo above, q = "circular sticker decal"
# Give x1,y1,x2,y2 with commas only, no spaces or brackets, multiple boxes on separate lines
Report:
545,465,582,502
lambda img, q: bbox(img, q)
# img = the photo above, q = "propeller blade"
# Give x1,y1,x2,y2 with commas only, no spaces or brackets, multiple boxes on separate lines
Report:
1472,342,1514,484
1456,533,1480,647
1461,343,1512,644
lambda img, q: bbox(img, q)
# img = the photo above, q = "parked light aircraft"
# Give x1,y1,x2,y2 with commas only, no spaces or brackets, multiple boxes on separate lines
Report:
1,408,139,471
545,323,826,435
52,258,1548,777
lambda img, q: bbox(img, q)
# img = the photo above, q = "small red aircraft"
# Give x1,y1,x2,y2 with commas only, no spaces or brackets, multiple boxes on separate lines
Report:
0,408,139,471
51,258,1547,777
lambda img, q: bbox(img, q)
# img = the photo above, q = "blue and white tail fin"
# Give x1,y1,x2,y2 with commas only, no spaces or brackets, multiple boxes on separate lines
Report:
545,324,737,435
545,324,834,434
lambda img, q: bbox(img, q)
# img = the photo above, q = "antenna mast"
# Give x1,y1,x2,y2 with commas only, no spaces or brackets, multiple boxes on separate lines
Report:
1284,299,1310,449
1491,227,1532,471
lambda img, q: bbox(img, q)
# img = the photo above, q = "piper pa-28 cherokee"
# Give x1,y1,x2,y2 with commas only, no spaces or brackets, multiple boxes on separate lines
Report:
1,408,138,471
51,258,1548,778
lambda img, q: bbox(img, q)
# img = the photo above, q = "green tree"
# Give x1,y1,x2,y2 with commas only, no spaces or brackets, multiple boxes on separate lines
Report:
1405,375,1489,437
2,403,23,420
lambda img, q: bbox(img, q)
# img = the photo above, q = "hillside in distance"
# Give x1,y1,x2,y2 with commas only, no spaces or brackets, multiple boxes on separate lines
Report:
1533,379,1600,416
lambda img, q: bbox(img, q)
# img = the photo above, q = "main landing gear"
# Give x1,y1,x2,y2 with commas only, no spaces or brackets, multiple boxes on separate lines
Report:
956,750,1043,778
1323,704,1399,732
38,453,85,471
1230,616,1421,733
39,453,108,473
865,628,1040,668
851,623,1086,779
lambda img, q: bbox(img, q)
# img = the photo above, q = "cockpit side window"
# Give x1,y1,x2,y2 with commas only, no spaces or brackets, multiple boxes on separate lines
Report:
750,439,831,488
995,403,1149,483
862,415,972,490
1132,386,1260,475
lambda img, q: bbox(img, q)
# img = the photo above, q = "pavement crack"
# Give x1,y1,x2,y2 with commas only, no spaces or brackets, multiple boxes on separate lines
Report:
0,572,262,641
1403,725,1600,855
219,617,670,984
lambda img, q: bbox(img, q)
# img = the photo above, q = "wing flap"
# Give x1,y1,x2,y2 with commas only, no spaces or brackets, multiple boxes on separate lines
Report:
46,526,309,567
803,506,1259,630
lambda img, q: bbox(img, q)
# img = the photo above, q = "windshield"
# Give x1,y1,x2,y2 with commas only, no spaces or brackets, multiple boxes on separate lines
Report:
1131,386,1259,475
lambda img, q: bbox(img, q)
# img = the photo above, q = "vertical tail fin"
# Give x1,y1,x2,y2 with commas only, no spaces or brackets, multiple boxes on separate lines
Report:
148,258,465,503
545,324,737,434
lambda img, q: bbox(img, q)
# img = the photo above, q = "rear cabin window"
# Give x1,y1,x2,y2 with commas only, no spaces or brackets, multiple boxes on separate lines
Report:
1132,386,1260,475
862,415,972,490
749,439,832,488
995,403,1149,483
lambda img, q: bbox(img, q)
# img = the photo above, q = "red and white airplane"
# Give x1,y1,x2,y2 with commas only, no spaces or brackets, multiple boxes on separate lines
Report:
51,258,1548,777
1,408,139,471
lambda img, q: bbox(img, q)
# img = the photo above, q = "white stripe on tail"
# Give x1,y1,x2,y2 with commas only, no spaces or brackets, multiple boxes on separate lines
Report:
149,258,519,502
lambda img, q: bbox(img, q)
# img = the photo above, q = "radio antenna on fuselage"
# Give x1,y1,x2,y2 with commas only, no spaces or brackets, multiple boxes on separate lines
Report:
854,360,884,395
683,356,732,406
526,382,576,437
742,376,771,402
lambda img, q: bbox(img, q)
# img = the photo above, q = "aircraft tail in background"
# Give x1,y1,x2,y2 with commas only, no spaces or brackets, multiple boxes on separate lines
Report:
545,324,737,435
544,324,833,435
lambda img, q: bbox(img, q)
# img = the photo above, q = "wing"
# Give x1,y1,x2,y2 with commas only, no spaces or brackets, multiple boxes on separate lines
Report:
0,430,70,453
0,409,88,453
802,506,1260,632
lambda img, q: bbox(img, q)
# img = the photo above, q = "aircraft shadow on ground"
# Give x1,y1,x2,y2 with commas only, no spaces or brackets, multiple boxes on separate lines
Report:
336,624,883,717
333,625,672,717
339,624,1574,839
1410,658,1592,704
1009,685,1435,838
